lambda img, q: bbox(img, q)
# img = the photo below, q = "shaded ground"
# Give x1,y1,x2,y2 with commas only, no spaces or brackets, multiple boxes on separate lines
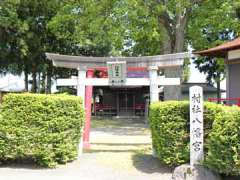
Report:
0,118,173,180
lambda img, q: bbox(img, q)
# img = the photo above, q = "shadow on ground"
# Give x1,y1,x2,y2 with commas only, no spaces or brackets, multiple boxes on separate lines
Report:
0,160,46,170
222,175,240,180
132,153,173,174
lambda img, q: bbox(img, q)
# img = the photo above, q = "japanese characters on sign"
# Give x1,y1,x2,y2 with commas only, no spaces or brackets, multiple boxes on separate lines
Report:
189,86,204,166
107,61,126,86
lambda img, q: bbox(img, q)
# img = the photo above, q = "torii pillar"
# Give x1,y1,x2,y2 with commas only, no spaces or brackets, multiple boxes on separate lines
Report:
77,68,94,151
83,69,94,149
149,66,159,102
148,66,159,157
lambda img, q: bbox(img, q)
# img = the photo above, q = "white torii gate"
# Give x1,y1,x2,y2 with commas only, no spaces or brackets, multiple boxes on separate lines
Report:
46,52,191,153
56,73,181,102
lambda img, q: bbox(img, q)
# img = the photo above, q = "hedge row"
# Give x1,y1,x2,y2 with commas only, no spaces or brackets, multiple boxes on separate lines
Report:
149,101,240,176
204,105,240,175
0,93,84,167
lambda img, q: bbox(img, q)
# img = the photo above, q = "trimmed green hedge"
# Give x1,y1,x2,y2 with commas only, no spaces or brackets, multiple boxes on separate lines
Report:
0,93,84,167
149,101,240,175
150,101,190,166
204,106,240,175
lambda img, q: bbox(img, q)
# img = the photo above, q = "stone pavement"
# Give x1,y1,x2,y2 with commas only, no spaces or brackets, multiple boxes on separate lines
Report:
0,118,173,180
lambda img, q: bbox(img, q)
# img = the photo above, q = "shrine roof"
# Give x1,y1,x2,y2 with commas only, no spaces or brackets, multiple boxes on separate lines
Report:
46,52,191,69
194,37,240,58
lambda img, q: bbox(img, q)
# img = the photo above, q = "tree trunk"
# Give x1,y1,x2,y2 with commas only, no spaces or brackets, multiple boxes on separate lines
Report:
216,74,221,104
173,12,188,53
162,34,172,54
46,65,52,94
41,71,46,93
38,72,41,93
174,26,185,53
24,67,28,92
31,63,37,93
159,10,188,54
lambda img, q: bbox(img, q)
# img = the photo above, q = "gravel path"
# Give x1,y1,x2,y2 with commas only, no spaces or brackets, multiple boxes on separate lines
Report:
0,118,173,180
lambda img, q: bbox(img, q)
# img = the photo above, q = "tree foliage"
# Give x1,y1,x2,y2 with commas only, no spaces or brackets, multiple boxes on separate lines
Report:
49,0,206,56
0,0,112,93
187,0,240,98
1,0,240,93
188,0,240,50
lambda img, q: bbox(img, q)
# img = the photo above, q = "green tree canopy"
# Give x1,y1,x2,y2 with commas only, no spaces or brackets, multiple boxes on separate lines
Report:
187,0,240,99
49,0,206,56
1,0,240,94
0,0,114,93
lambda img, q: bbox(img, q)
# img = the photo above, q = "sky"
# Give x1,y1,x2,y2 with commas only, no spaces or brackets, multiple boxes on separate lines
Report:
0,74,25,92
0,73,57,93
188,58,227,94
188,58,206,83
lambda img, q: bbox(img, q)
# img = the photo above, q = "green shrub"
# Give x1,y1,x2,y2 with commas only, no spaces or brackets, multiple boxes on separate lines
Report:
150,101,240,175
149,101,190,166
0,93,84,167
149,101,224,167
204,106,240,175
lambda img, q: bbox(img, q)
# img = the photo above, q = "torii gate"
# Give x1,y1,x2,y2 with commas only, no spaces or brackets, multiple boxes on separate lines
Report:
46,52,191,152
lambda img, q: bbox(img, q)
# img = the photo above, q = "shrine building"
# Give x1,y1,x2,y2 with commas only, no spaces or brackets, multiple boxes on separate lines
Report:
195,37,240,106
46,52,190,148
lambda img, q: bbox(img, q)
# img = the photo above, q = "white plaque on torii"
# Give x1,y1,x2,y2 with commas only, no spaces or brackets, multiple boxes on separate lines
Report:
107,61,126,86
